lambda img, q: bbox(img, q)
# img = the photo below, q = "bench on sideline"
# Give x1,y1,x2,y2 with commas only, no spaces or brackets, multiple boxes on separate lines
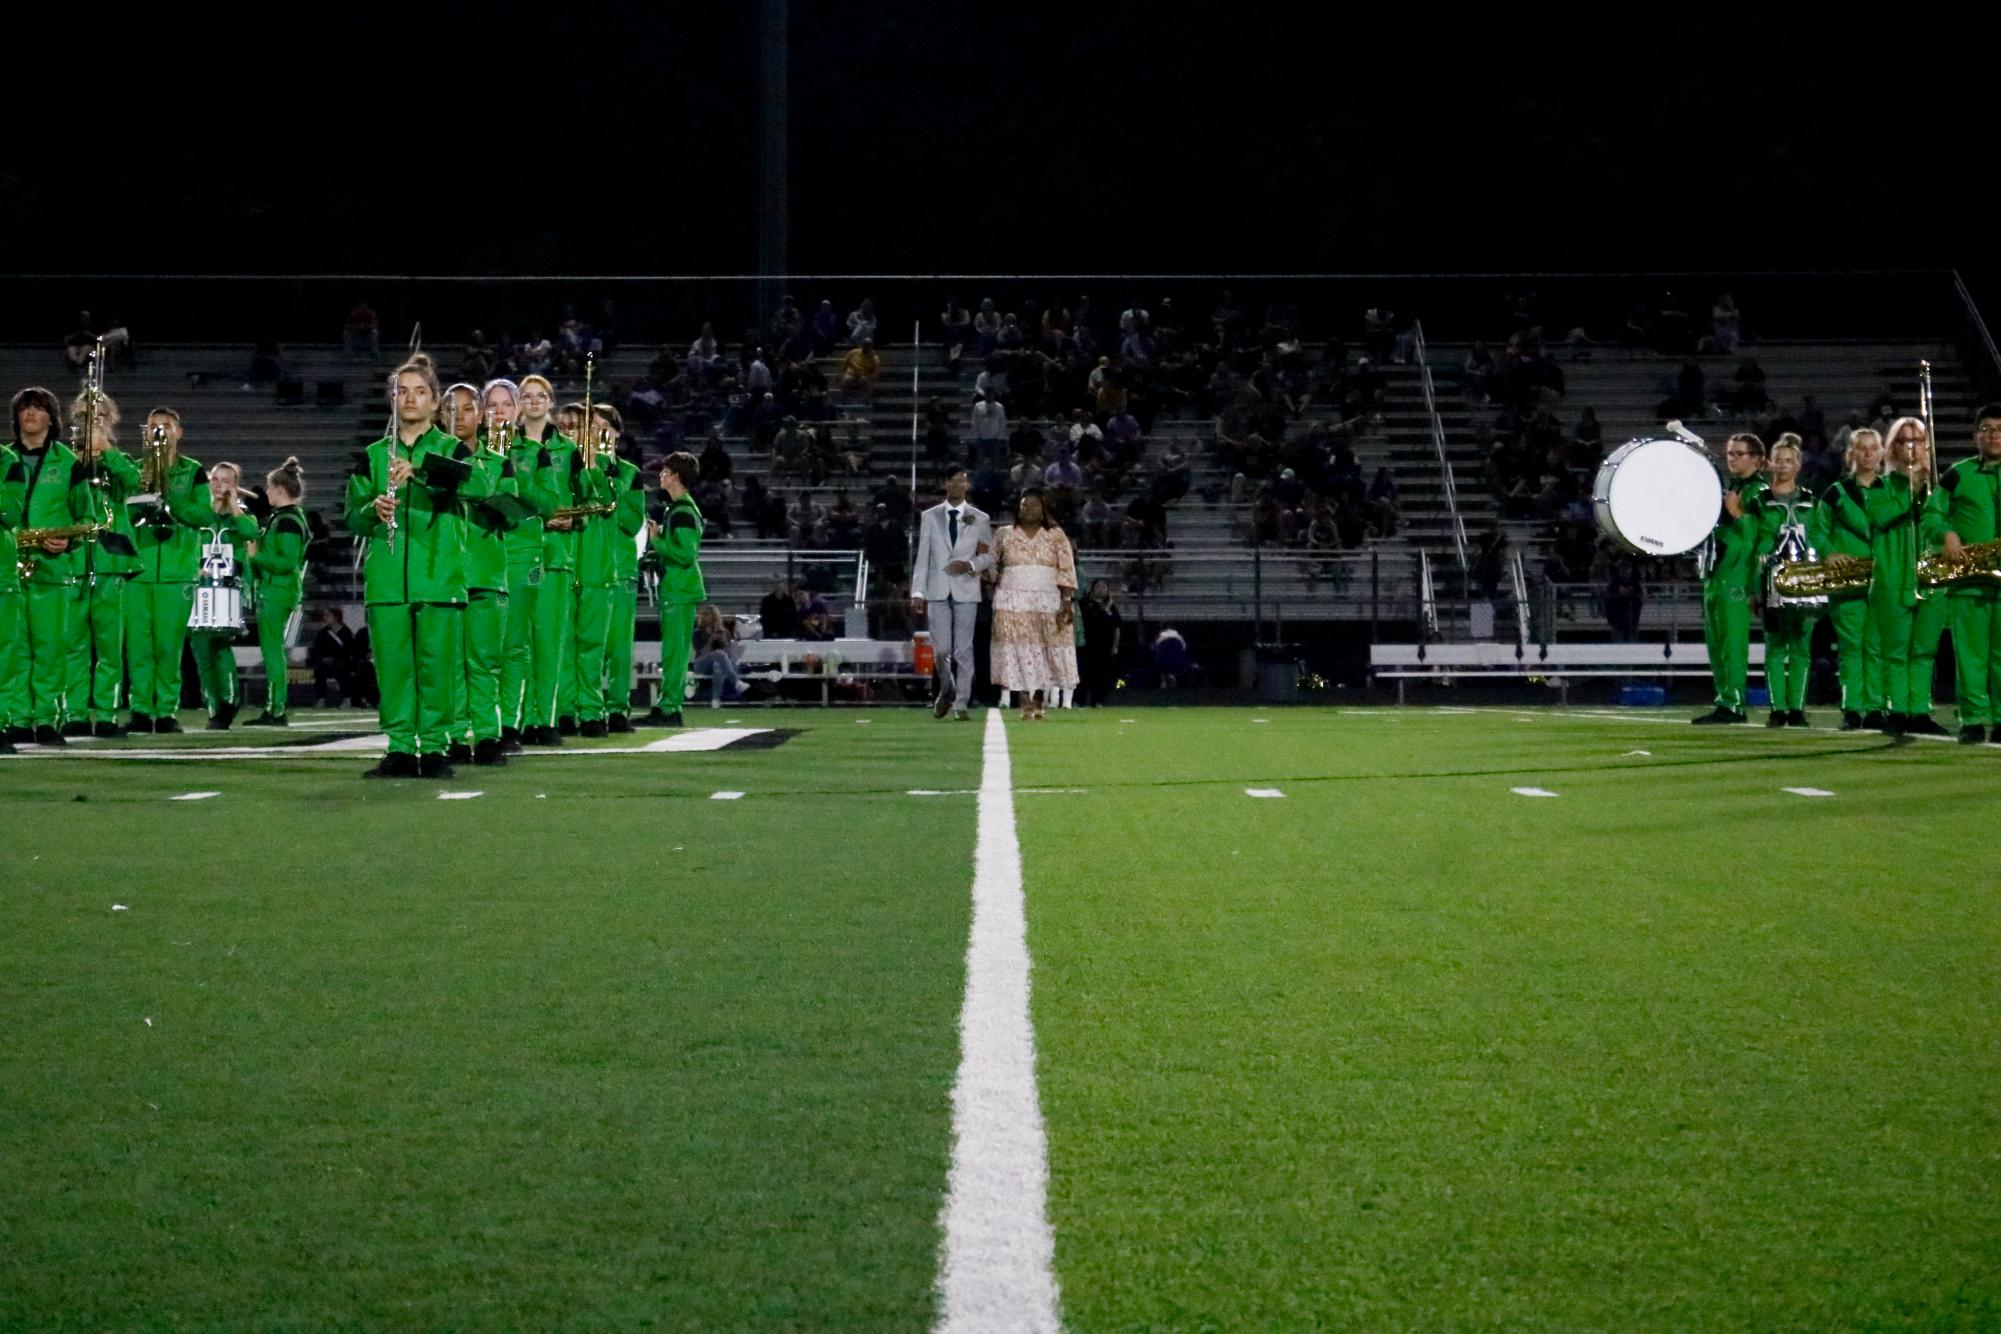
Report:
1370,642,1767,705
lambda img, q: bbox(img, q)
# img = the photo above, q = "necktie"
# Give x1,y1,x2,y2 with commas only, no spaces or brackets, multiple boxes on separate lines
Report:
949,508,960,546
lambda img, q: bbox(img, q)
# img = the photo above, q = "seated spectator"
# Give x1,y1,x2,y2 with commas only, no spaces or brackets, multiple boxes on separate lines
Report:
970,391,1008,465
792,491,824,546
761,580,799,636
691,606,745,703
1067,408,1104,456
825,490,863,547
839,339,881,394
698,429,735,486
99,314,135,367
1081,490,1112,547
64,311,96,370
846,298,878,347
940,297,973,370
808,300,841,355
770,416,809,475
795,587,834,641
1711,292,1742,352
343,301,380,360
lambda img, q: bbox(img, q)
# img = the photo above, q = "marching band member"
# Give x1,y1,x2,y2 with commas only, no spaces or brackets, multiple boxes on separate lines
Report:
648,450,706,727
570,404,625,737
487,378,553,753
63,391,142,736
343,357,492,779
519,380,581,746
1865,417,1944,736
603,413,646,733
242,457,311,727
187,461,259,729
1753,434,1817,727
440,383,486,764
455,383,520,766
0,435,23,751
8,387,91,745
1693,432,1768,724
1928,403,2001,743
125,409,210,733
1811,427,1883,729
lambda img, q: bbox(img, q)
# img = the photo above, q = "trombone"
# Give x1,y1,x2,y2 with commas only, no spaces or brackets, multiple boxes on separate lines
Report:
1916,360,1941,601
577,352,602,470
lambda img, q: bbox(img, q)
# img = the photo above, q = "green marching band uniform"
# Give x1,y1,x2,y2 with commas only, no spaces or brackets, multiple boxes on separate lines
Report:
500,431,556,745
64,442,142,732
456,431,522,761
1928,453,2001,736
189,507,259,721
1860,471,1942,726
569,449,623,733
528,430,582,740
127,452,209,731
1701,471,1767,717
344,426,490,772
605,454,645,728
1753,479,1818,718
9,431,91,739
1808,475,1874,720
0,442,26,741
653,486,706,721
248,500,310,722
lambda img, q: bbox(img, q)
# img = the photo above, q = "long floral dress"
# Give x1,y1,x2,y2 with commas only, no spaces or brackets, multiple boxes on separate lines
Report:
991,524,1080,692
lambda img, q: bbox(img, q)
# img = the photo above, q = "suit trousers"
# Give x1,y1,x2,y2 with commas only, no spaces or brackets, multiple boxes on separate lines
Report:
928,598,979,709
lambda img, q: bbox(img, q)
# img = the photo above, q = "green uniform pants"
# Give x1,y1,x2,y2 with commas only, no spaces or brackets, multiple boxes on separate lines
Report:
1866,587,1944,716
65,576,129,723
368,601,464,757
127,582,192,720
1827,594,1869,712
462,589,508,744
606,584,637,717
1703,580,1752,711
191,630,239,714
0,594,25,728
23,582,71,727
1949,592,2001,726
1909,594,1948,715
574,585,614,722
258,592,299,717
659,602,696,715
1763,609,1816,712
530,569,574,728
501,577,538,730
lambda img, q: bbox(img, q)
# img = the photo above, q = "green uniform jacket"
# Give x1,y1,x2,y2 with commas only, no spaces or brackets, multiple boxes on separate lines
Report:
73,447,144,578
1928,456,2001,550
1861,473,1932,608
611,459,645,584
132,455,213,584
653,492,707,605
344,426,494,606
199,511,261,573
570,453,623,589
502,436,558,584
9,440,93,586
463,446,517,594
1809,476,1874,561
0,443,20,589
1751,483,1816,559
536,432,583,574
1706,476,1768,590
250,504,310,604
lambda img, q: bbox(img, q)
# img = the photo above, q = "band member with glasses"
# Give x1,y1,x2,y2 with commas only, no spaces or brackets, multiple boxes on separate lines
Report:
124,408,210,734
1693,433,1768,724
1928,404,2001,743
1865,417,1945,736
1812,427,1884,729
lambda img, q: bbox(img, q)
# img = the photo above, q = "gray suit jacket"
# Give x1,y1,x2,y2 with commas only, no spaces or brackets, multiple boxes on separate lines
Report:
912,501,995,602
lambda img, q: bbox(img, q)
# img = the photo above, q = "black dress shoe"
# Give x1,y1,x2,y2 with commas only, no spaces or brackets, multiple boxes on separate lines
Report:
558,716,579,737
447,742,473,765
1840,711,1863,731
1959,725,1987,745
155,716,183,734
92,721,126,739
661,710,683,728
127,712,154,732
0,737,13,754
1765,712,1786,728
62,720,91,738
364,752,420,779
638,707,672,728
607,713,633,734
207,702,237,731
1692,708,1745,725
1862,710,1887,730
4,725,32,744
1789,711,1809,727
1907,715,1949,737
418,752,456,779
33,725,66,746
501,725,522,749
472,737,508,765
579,720,608,738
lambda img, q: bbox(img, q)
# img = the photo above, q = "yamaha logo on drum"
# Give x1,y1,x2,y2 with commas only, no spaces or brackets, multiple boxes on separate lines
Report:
1641,535,1664,547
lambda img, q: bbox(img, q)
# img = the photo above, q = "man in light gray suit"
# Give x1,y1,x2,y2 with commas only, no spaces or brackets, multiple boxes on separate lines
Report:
912,468,994,720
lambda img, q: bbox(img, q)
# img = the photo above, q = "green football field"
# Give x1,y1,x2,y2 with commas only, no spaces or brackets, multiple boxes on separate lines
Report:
4,706,1999,1329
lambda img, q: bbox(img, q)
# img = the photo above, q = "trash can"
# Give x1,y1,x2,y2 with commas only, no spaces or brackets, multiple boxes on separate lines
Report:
1255,644,1299,704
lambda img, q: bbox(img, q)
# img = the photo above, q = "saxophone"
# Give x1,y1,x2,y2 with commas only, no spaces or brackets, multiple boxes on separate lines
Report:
1773,540,2001,599
15,522,122,580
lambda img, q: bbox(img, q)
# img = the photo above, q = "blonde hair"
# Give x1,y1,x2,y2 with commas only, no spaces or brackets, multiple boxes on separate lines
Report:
1883,415,1927,462
392,357,442,401
71,390,119,440
1845,428,1883,475
265,455,305,501
518,373,555,399
1770,431,1803,461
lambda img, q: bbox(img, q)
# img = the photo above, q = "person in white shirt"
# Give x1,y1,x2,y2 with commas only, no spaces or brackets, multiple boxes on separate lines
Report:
911,469,995,719
970,392,1009,467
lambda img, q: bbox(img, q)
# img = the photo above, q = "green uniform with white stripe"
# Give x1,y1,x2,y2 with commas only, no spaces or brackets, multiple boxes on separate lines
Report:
64,446,143,726
531,431,581,730
652,490,706,714
1808,478,1874,714
0,444,25,731
1927,455,2001,726
126,455,211,724
1703,475,1766,712
568,449,622,725
500,435,557,734
605,456,644,720
457,440,517,747
1752,482,1818,713
10,440,92,728
249,503,310,718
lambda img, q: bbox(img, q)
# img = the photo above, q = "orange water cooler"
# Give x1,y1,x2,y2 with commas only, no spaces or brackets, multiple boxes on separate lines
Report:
912,631,935,675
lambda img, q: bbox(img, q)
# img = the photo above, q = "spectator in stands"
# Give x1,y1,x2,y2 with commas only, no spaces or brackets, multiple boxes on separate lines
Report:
845,299,878,347
1711,293,1742,352
343,302,380,361
760,581,797,636
64,312,97,369
973,298,1002,358
808,300,840,355
796,588,835,641
864,504,908,583
1605,559,1644,641
792,491,824,546
309,607,359,706
768,295,803,348
838,339,881,395
825,491,862,547
1722,358,1770,414
1366,467,1399,538
770,416,809,476
971,391,1009,466
698,429,734,486
691,606,746,703
746,347,774,395
97,314,135,368
940,297,973,370
687,322,722,379
1077,579,1123,706
249,336,286,384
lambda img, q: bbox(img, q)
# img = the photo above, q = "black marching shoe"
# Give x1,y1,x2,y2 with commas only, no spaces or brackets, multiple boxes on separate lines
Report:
447,741,473,765
0,736,12,754
1692,708,1746,725
207,702,238,731
4,724,32,744
1861,710,1887,731
418,752,456,780
522,725,560,746
93,720,127,739
607,713,633,734
1959,724,1987,745
1788,711,1809,728
1906,715,1949,737
638,706,674,728
1882,713,1909,736
472,737,508,766
33,725,67,747
660,710,684,729
558,716,579,737
579,719,608,738
127,712,154,733
1765,712,1786,728
154,716,183,734
500,726,524,754
243,711,289,727
62,720,91,738
1839,710,1863,731
363,752,420,779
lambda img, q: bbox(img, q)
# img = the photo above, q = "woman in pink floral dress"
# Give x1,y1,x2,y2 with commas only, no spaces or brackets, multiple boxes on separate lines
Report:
990,488,1080,720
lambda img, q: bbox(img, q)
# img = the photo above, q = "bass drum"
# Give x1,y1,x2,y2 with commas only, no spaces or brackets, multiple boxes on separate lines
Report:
1592,438,1721,556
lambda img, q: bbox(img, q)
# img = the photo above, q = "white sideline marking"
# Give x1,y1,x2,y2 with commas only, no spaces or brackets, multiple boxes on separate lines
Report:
1783,787,1836,798
1512,786,1560,798
1251,718,1269,724
169,791,221,801
1244,787,1286,799
936,709,1061,1333
710,790,745,801
1621,750,1653,757
111,904,129,912
0,728,769,761
438,791,483,801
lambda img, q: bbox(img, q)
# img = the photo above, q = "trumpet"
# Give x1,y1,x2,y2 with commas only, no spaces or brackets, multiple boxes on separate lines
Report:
548,502,618,524
482,408,514,456
577,352,602,470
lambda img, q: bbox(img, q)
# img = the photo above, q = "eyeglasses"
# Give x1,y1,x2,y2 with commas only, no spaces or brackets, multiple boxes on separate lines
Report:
1977,425,2001,436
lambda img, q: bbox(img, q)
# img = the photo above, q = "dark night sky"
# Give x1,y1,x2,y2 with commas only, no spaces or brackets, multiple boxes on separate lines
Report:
3,6,1990,283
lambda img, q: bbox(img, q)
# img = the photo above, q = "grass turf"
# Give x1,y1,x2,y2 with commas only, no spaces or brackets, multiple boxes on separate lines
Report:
0,710,976,1330
1012,708,2001,1329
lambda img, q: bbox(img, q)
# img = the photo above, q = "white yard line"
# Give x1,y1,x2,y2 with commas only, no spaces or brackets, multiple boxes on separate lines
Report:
935,710,1061,1334
1511,786,1561,798
0,728,770,761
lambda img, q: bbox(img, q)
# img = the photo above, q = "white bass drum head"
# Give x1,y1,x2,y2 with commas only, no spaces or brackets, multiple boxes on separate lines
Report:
1593,438,1721,556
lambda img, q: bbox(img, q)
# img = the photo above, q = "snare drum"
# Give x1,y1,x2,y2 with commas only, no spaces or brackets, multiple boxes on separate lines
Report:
1592,438,1722,557
189,581,245,632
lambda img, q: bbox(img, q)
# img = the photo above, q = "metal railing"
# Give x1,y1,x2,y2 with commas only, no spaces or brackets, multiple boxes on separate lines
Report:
1953,269,2001,398
1418,549,1439,640
1411,320,1469,572
1508,549,1532,648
